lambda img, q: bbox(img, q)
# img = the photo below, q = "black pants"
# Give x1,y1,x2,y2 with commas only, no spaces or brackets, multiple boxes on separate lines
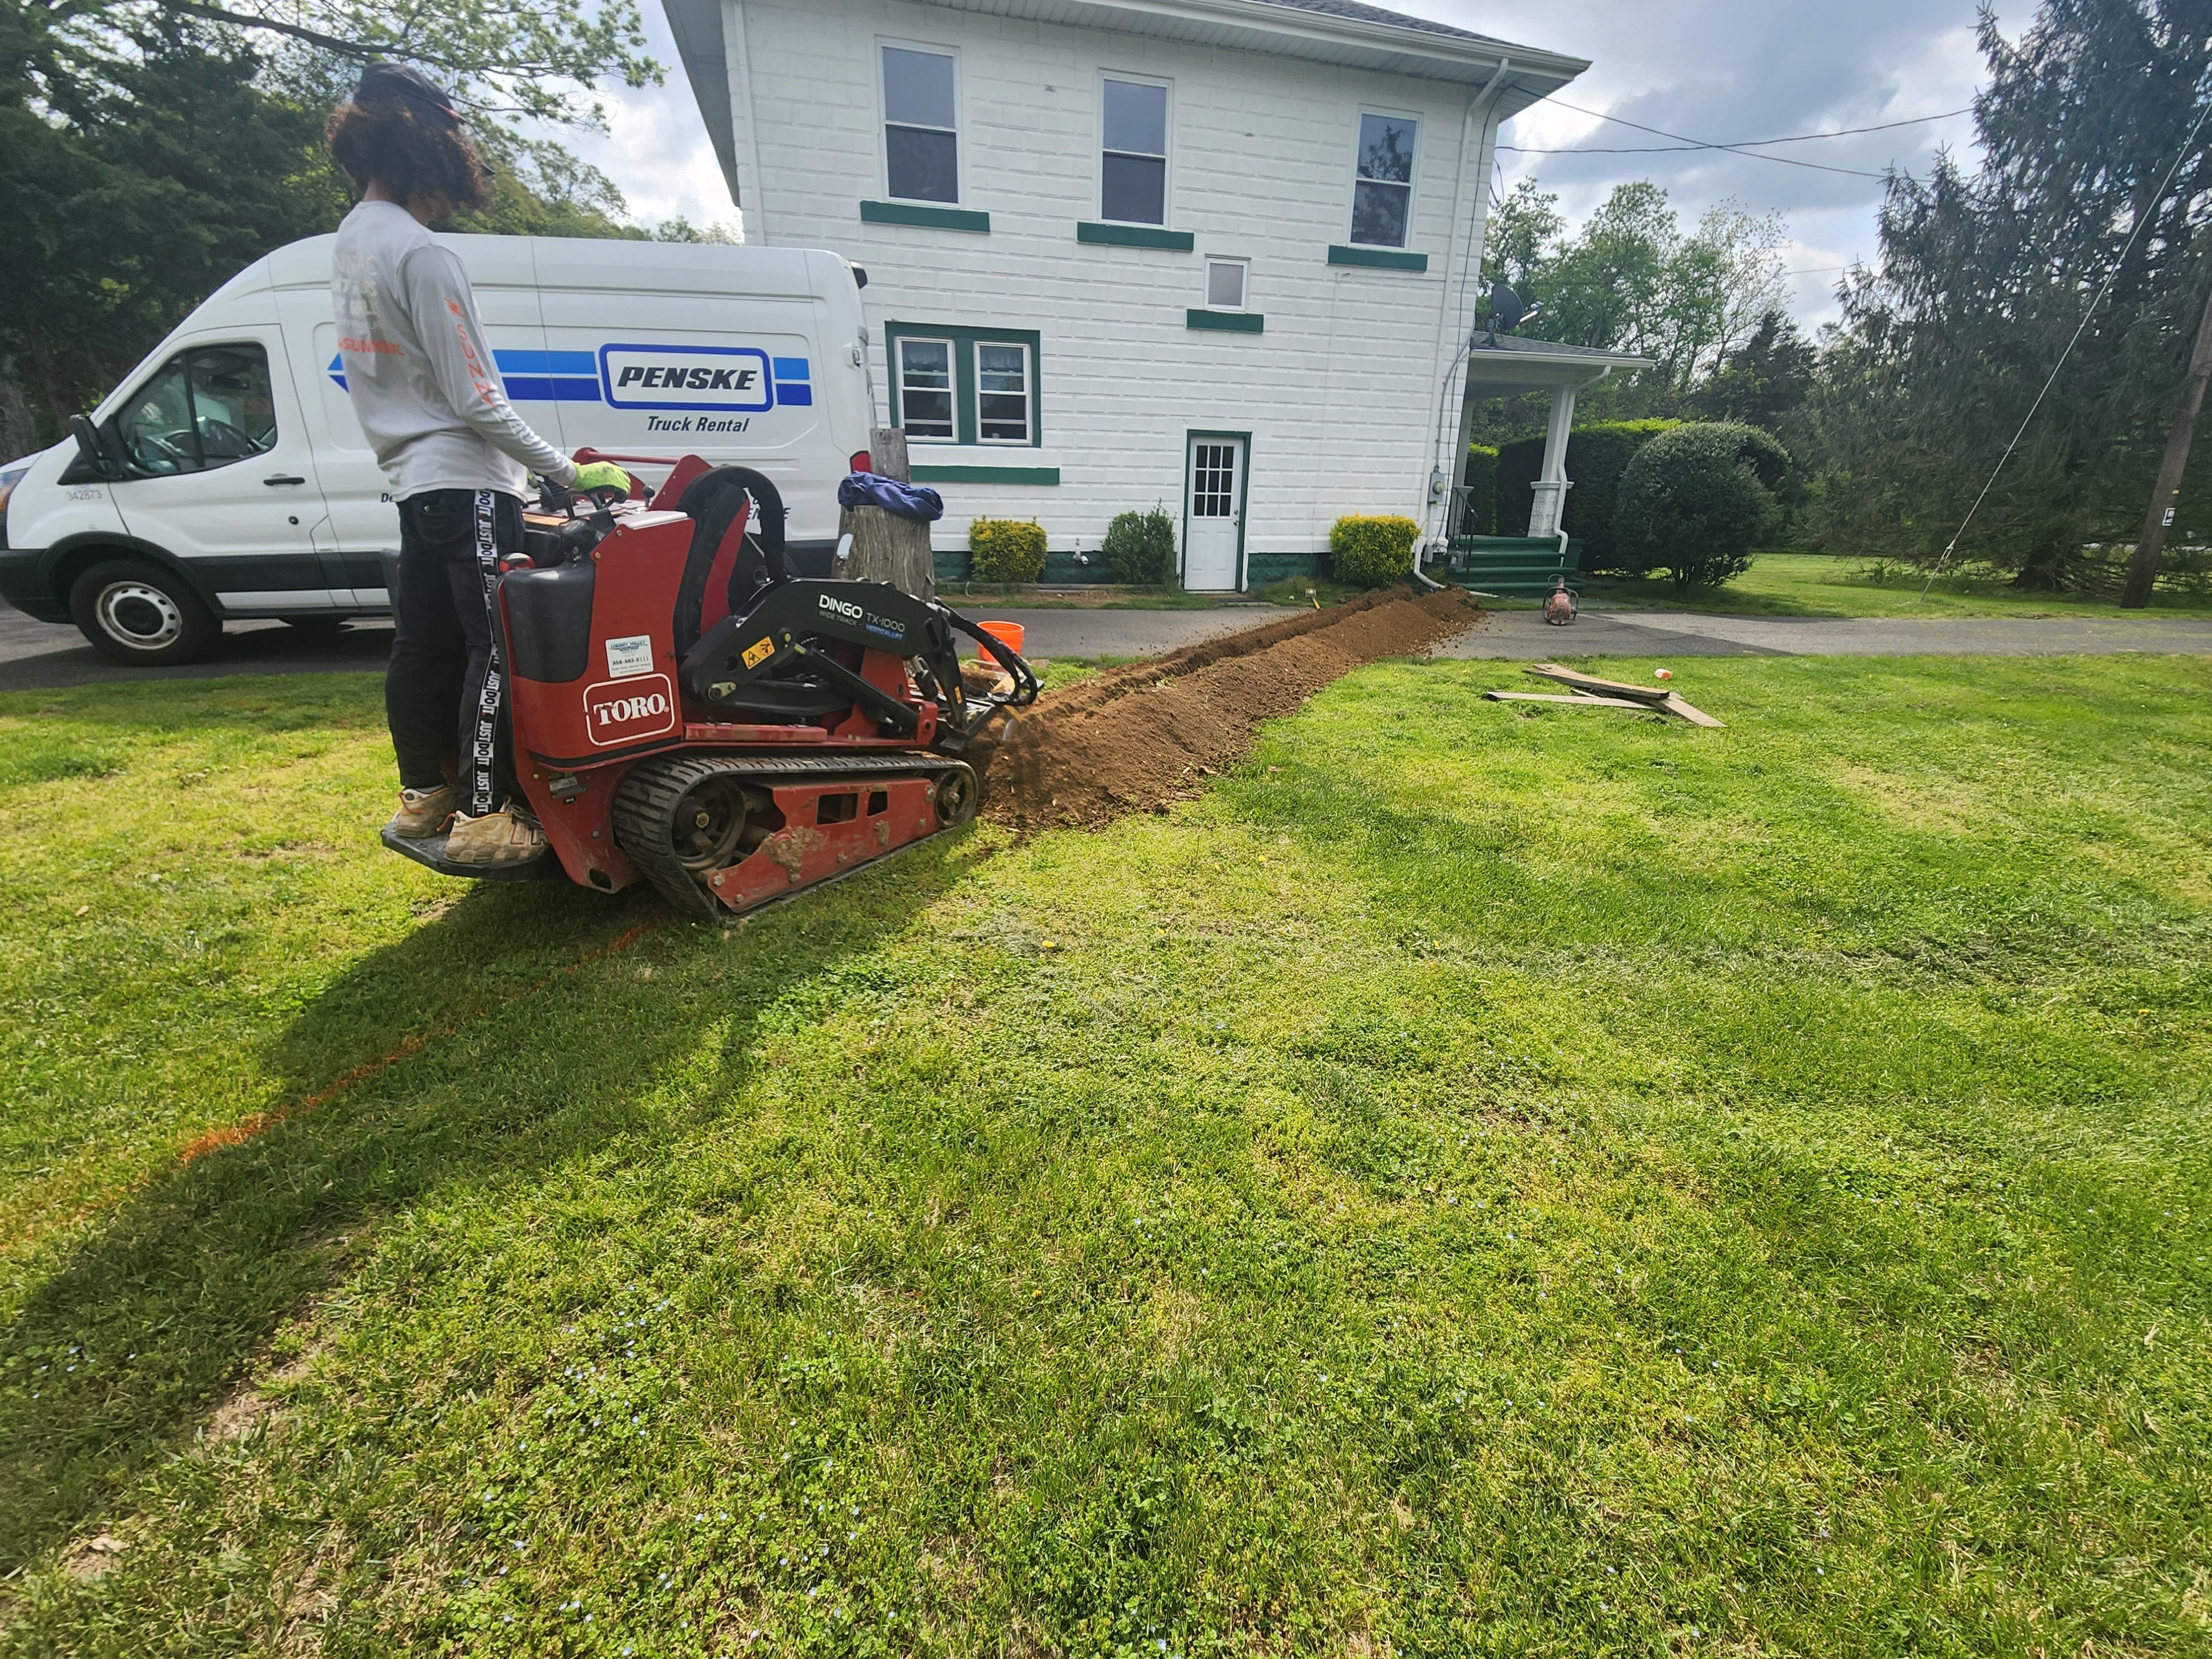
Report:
387,488,523,813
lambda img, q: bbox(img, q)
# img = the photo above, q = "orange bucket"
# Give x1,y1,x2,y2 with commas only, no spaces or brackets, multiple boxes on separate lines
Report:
977,619,1025,658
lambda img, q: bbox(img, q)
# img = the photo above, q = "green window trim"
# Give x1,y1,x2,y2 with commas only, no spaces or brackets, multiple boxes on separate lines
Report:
885,321,1044,448
1077,222,1194,251
1327,244,1428,272
911,464,1061,484
861,200,991,233
1187,309,1264,333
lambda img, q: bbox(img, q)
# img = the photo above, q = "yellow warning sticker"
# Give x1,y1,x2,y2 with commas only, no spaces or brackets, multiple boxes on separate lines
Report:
740,637,774,670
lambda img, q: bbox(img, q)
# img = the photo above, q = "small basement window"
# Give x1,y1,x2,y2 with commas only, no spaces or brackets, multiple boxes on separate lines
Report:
1350,112,1417,248
1205,258,1248,311
896,337,956,439
883,45,959,203
1101,77,1168,225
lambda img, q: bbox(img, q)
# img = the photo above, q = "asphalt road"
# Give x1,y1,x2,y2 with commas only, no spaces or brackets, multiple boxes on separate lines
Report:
1436,605,2212,659
0,603,1303,692
11,599,2212,692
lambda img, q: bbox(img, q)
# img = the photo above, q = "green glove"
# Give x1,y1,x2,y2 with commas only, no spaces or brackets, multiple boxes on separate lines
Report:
569,461,633,495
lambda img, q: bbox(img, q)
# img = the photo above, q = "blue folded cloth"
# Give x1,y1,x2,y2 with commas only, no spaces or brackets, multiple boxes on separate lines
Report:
838,471,945,522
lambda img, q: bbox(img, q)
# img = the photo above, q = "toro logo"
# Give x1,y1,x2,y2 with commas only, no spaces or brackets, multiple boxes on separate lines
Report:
599,343,773,413
583,672,678,746
817,593,865,622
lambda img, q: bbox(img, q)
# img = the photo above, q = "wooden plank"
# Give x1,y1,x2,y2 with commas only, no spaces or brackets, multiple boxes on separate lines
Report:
1660,692,1724,728
1524,662,1676,703
1484,691,1658,710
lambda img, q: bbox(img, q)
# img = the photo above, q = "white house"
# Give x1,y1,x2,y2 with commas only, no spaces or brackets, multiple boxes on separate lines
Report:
662,0,1629,589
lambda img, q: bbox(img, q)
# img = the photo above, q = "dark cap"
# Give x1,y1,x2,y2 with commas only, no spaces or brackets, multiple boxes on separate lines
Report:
353,61,462,127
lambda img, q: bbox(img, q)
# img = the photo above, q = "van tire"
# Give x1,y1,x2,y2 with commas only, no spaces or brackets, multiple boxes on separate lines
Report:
69,559,221,666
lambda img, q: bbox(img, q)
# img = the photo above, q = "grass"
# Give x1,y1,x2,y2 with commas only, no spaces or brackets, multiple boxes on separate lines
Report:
1581,551,2212,619
1,655,2208,1656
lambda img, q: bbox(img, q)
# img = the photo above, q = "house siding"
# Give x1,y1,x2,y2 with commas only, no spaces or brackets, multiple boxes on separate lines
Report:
722,0,1495,583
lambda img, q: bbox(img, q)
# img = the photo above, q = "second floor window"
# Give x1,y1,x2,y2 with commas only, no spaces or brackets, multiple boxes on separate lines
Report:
1351,113,1417,248
883,46,958,203
1101,77,1168,225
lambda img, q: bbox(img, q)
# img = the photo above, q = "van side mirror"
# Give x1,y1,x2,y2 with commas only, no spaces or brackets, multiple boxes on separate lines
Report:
68,414,122,481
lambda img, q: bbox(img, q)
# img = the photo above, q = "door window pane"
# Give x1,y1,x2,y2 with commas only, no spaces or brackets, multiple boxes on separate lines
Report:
1192,443,1235,517
897,338,955,440
113,343,276,476
1101,77,1167,225
884,47,958,202
1206,259,1247,310
975,342,1030,443
1351,113,1417,248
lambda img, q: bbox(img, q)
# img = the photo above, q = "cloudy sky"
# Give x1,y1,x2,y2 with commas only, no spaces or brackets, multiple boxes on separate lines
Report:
562,0,2006,326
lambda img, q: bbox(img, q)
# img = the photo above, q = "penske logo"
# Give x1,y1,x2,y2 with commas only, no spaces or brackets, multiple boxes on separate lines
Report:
599,344,773,413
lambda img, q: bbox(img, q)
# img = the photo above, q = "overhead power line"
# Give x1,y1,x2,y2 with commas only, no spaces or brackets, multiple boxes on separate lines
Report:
1499,97,1975,179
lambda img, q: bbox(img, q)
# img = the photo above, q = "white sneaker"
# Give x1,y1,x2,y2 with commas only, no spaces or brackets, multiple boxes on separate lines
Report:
444,804,547,865
385,784,458,839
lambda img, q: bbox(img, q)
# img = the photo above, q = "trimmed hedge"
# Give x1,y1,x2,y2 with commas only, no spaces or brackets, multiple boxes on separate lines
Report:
1100,505,1176,585
1613,422,1791,588
1496,420,1676,570
1329,514,1421,588
1460,445,1499,535
967,517,1048,583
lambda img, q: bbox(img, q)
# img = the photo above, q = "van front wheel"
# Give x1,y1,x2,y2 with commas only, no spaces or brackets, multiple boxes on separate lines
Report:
69,559,220,666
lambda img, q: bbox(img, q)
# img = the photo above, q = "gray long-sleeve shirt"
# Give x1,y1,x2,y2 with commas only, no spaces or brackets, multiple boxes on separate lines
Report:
331,200,576,500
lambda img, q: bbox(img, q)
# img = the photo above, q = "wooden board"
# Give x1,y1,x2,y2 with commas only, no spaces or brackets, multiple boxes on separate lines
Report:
1484,691,1656,710
1524,662,1674,703
1659,692,1724,728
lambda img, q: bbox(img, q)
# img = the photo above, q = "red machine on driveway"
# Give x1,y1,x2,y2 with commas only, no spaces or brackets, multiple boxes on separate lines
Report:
382,457,1035,919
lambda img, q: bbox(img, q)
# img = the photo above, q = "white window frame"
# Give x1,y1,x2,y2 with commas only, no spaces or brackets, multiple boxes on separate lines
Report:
878,38,963,206
895,335,959,442
1348,106,1422,249
1202,257,1250,312
972,339,1034,445
1097,70,1172,227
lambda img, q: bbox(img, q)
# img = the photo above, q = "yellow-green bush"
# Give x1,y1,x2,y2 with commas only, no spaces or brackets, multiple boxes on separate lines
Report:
967,518,1048,583
1328,514,1421,588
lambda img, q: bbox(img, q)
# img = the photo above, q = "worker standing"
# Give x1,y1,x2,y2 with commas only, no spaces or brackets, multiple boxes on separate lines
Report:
325,62,628,863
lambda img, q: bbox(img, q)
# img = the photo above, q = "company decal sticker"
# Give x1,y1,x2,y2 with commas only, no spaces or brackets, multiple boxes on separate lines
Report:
740,637,775,670
583,672,677,746
816,590,909,644
599,344,774,414
604,633,655,679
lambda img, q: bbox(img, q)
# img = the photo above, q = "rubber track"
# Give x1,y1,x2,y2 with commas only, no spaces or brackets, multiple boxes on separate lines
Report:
612,752,973,920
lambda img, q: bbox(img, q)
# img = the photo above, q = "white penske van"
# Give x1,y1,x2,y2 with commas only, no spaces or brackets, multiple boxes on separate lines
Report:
0,235,876,664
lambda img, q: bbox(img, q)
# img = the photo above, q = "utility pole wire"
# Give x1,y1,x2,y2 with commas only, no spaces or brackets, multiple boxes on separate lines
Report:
1919,94,2212,600
1516,97,1888,178
1501,106,1972,164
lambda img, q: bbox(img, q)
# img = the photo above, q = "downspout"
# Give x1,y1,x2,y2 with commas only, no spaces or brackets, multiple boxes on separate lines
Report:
1422,58,1514,556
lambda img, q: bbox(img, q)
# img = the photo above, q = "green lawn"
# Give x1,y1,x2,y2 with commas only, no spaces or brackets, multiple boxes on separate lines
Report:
1582,551,2212,619
1,656,2207,1656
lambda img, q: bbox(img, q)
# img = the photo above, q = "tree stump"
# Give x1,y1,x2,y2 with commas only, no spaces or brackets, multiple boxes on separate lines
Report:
834,426,934,599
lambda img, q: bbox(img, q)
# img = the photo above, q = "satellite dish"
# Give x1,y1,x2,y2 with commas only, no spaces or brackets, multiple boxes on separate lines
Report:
1484,280,1536,346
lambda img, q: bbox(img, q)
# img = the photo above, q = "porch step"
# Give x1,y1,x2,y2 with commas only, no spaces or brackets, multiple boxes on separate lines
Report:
1433,536,1580,597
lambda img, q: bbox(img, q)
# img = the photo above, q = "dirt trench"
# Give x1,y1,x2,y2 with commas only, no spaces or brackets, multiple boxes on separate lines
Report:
978,586,1480,828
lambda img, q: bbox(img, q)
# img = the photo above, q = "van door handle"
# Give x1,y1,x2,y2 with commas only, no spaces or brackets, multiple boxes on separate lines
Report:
264,474,307,487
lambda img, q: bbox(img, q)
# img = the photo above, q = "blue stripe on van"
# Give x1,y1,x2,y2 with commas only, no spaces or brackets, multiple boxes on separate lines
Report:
774,383,813,406
504,377,604,404
771,356,811,381
494,349,598,375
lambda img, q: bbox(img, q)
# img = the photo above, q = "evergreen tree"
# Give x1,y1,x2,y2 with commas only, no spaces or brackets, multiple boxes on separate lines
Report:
1808,0,2212,587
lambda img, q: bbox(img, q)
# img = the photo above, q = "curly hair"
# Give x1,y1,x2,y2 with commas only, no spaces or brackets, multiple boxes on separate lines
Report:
326,96,491,211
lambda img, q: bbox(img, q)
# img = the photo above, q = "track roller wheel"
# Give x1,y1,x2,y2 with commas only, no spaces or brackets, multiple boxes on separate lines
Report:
612,755,741,919
933,761,979,827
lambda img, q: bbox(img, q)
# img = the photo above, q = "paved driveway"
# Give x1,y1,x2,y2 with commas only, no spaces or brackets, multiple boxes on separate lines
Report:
1437,606,2212,659
0,602,1302,692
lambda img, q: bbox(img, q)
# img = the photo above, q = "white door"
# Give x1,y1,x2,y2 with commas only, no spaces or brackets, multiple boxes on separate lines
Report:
104,333,341,613
1184,436,1244,591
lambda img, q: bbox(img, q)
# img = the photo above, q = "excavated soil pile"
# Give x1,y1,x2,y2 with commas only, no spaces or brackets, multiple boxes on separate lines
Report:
981,586,1478,828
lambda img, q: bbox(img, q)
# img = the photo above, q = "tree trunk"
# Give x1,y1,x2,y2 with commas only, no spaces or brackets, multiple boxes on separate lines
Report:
833,426,933,599
2121,275,2212,608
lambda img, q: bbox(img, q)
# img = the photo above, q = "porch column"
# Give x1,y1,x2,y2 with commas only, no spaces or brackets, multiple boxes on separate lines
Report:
1526,379,1578,538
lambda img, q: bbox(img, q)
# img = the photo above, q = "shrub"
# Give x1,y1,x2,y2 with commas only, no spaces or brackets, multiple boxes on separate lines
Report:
1612,422,1791,588
1100,505,1176,585
1459,445,1499,535
967,517,1048,583
1329,514,1421,588
1497,420,1676,570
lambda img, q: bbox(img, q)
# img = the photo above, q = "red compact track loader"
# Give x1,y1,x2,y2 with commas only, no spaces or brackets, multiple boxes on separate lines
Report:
380,457,1036,920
